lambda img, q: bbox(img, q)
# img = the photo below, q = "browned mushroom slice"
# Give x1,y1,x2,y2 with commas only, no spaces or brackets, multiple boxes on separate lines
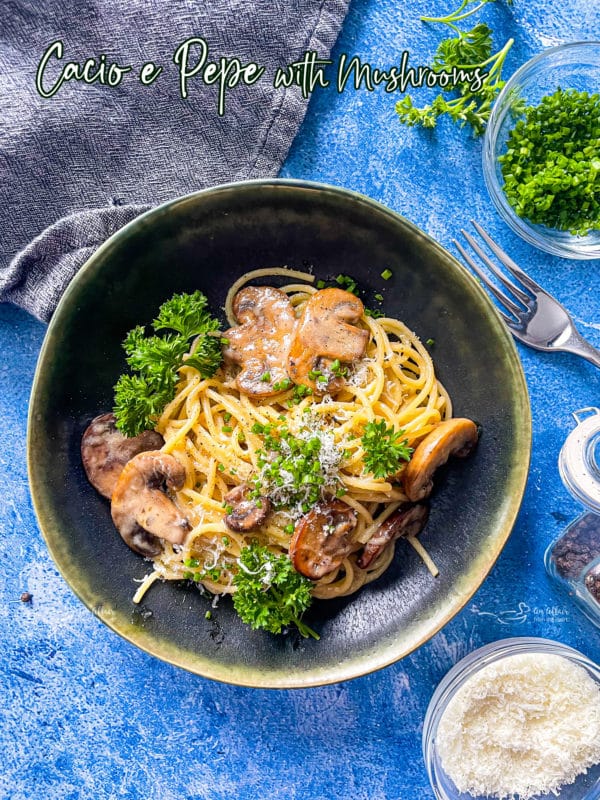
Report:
287,288,369,395
402,418,479,502
357,504,429,569
223,286,296,397
81,412,164,499
224,484,272,532
289,499,358,580
111,451,191,557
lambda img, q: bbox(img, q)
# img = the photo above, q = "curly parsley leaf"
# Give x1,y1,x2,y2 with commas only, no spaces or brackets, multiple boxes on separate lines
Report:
361,420,413,479
233,543,318,639
183,333,225,378
123,328,189,379
114,292,223,437
113,373,176,437
153,290,220,339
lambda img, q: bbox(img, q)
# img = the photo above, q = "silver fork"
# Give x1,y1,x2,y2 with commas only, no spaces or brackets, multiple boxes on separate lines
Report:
454,221,600,369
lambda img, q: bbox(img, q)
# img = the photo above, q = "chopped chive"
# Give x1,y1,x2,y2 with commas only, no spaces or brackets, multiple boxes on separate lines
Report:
381,268,393,280
365,308,385,318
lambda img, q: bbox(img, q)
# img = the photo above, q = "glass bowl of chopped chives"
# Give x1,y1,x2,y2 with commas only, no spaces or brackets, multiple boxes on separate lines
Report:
483,42,600,259
422,637,600,800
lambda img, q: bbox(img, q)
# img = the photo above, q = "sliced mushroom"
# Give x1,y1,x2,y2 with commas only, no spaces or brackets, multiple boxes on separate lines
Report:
287,288,369,395
111,450,191,557
223,286,296,397
81,412,164,498
402,418,479,502
357,503,429,569
289,499,358,580
224,484,272,532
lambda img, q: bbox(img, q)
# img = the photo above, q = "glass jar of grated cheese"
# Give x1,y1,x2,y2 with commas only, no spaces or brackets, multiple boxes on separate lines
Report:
545,407,600,627
423,637,600,800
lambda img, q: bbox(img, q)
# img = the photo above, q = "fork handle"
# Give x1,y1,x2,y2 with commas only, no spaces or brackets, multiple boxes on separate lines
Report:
561,331,600,369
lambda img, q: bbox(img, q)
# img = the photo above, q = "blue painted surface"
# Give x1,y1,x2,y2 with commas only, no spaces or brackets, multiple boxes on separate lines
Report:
2,1,600,798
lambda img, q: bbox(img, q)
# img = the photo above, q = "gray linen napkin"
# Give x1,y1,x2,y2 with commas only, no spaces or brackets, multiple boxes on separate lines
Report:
0,0,349,321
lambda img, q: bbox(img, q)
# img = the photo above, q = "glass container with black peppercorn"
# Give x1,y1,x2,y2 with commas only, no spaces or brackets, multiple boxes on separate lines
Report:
545,408,600,627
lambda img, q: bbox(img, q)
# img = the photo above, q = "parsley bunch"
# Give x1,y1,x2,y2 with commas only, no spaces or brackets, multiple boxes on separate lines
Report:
233,543,318,638
114,291,223,436
361,420,413,479
396,0,514,135
499,89,600,235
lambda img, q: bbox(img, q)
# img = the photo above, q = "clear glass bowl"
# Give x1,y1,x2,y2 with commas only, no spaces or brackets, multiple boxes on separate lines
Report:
545,512,600,630
544,408,600,630
483,42,600,260
423,637,600,800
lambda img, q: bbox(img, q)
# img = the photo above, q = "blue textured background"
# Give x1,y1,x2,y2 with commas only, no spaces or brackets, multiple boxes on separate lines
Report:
3,1,600,798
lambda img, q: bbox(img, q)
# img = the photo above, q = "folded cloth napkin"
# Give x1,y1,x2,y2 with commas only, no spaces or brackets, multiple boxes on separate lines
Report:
0,0,349,322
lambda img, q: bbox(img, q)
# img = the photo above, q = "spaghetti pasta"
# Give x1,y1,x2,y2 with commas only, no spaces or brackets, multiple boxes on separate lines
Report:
134,269,451,608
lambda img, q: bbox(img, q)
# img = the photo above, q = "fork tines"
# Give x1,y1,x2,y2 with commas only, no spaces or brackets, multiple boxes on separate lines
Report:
453,221,541,326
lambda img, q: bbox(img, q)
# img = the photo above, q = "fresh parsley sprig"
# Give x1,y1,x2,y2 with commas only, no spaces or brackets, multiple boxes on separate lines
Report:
361,420,413,479
233,543,318,638
114,291,223,437
396,0,514,135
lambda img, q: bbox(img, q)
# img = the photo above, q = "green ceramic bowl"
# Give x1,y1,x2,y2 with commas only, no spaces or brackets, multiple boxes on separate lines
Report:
28,179,531,688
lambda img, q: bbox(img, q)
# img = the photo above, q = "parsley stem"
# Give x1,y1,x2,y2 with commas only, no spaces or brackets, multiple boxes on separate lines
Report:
422,1,489,25
483,37,513,73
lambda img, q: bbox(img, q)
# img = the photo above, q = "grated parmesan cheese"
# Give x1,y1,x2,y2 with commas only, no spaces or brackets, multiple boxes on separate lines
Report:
258,418,345,518
436,652,600,800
